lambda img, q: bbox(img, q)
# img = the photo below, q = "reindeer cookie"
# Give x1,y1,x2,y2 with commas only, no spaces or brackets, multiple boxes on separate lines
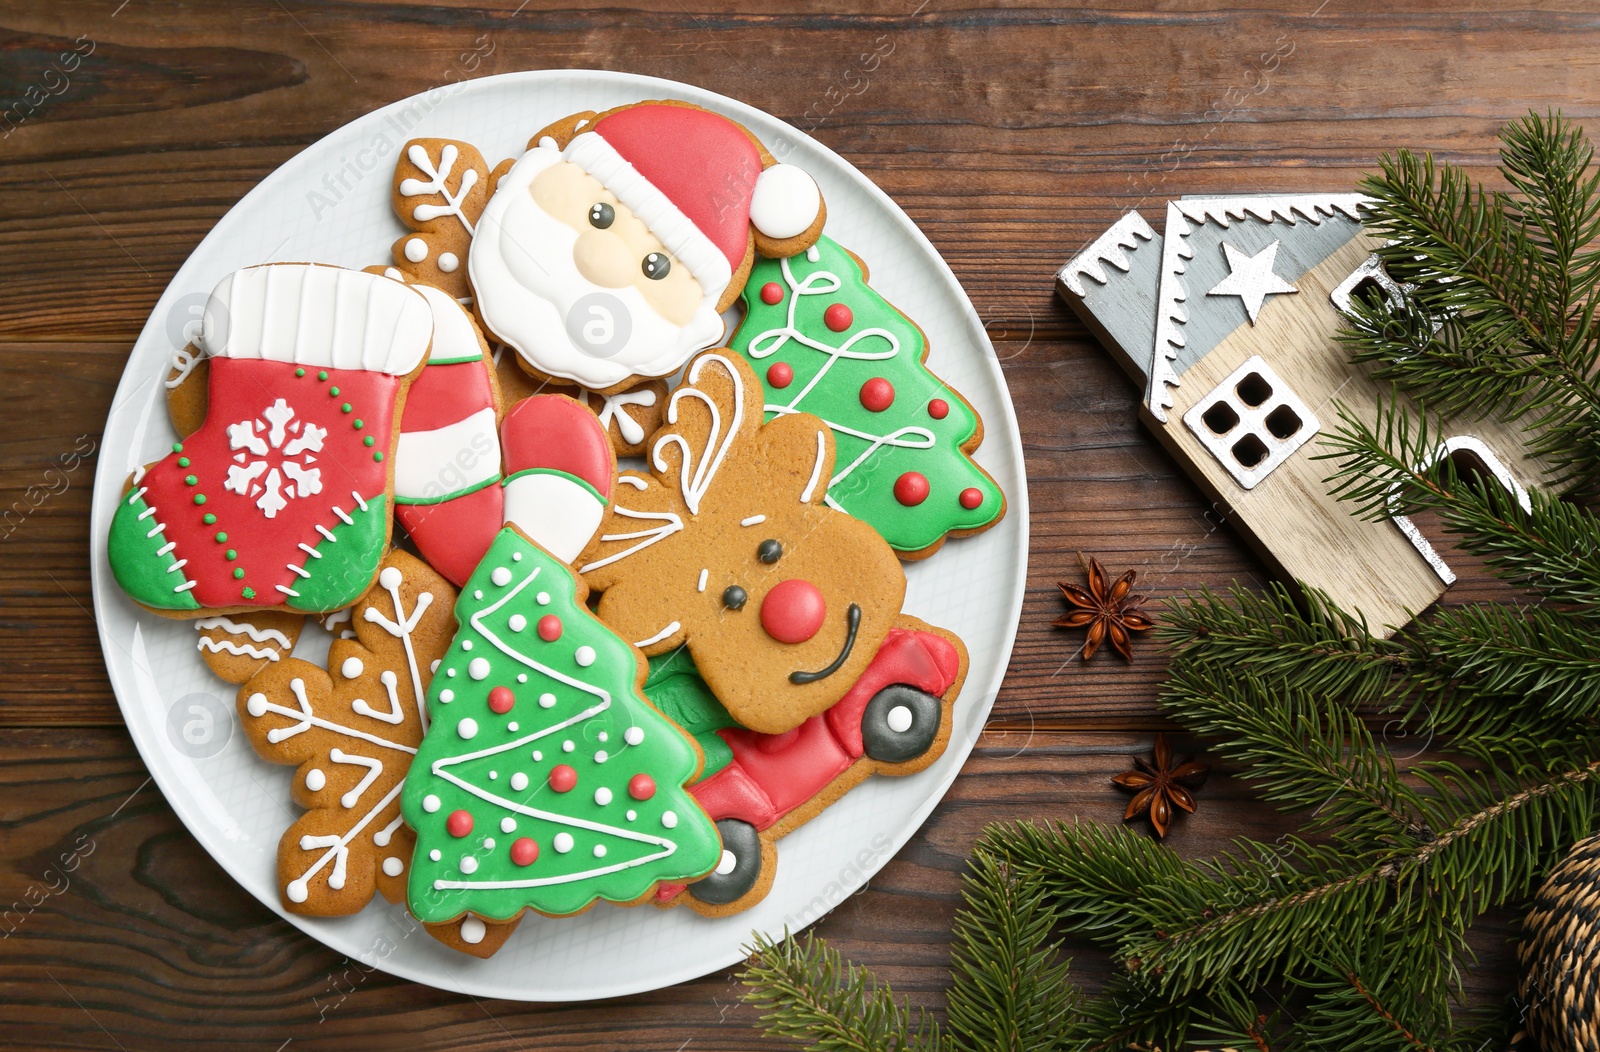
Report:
579,351,907,736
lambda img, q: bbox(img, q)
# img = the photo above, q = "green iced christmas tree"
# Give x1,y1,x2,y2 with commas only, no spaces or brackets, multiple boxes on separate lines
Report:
402,526,722,923
730,235,1004,554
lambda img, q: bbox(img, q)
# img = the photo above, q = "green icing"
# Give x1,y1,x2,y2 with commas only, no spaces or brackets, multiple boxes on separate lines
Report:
402,527,723,922
644,649,737,778
285,494,388,612
107,490,201,612
730,235,1004,553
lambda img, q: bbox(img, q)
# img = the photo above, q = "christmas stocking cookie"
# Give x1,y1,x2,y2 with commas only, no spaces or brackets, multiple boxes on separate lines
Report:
108,264,432,615
499,393,615,565
389,279,505,587
401,525,723,940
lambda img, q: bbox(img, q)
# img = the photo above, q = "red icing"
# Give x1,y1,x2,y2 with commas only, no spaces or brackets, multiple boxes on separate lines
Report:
893,472,930,506
446,810,474,837
825,627,960,757
395,482,502,588
140,358,396,609
959,487,984,510
592,104,762,273
760,579,827,644
500,395,614,500
628,773,657,800
759,282,784,305
688,760,780,828
549,764,577,793
859,377,894,413
927,398,949,419
767,362,794,389
400,360,493,432
510,837,539,866
722,716,853,816
537,614,563,642
823,303,853,332
487,686,515,714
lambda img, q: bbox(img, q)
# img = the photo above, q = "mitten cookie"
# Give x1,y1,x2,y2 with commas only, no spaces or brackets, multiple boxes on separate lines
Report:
578,351,907,736
237,550,456,915
730,236,1006,559
388,139,493,300
107,264,432,616
469,101,827,394
400,525,722,942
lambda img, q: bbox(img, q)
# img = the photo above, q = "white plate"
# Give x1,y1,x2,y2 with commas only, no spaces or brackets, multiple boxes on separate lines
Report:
89,70,1028,1001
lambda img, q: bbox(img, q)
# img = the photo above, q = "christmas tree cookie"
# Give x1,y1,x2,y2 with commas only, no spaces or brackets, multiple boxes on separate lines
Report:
107,263,432,614
729,236,1005,559
401,525,722,931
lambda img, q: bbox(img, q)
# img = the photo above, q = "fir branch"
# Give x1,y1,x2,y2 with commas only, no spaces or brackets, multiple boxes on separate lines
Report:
1406,601,1600,720
945,849,1077,1052
742,931,944,1052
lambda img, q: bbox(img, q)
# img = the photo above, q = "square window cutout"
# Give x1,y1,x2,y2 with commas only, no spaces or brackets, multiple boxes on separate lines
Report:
1181,354,1320,490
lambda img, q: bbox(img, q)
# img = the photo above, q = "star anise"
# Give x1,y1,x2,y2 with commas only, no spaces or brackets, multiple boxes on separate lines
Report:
1112,734,1209,838
1054,553,1156,661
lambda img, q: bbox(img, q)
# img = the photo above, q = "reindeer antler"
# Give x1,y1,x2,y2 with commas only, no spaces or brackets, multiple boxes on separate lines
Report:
651,352,748,515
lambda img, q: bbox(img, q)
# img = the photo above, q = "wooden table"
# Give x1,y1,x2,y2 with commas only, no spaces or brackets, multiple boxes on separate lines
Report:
2,2,1591,1047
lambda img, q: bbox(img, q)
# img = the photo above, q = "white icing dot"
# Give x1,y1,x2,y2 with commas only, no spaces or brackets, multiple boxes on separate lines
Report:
626,809,637,821
286,879,309,903
716,850,738,876
460,639,473,651
460,915,486,944
468,657,490,680
430,659,440,673
429,849,442,862
379,567,402,590
458,718,479,740
439,251,460,273
536,591,550,605
594,787,613,806
517,673,527,683
539,693,557,709
404,237,428,262
806,245,821,262
305,768,326,792
508,614,527,632
340,657,364,679
423,794,441,813
488,770,498,780
491,566,512,587
446,668,457,678
662,811,678,829
624,727,644,746
886,705,915,733
594,750,608,764
597,731,609,743
554,832,574,853
562,740,575,753
510,772,529,791
382,856,404,877
460,856,479,874
247,693,268,717
512,551,522,562
593,844,607,858
482,837,495,850
474,589,483,600
439,688,454,703
501,817,517,833
575,645,596,667
531,750,543,762
507,721,519,732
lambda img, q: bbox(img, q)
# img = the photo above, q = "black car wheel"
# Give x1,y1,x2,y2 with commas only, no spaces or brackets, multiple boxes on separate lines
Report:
688,818,763,906
860,684,943,764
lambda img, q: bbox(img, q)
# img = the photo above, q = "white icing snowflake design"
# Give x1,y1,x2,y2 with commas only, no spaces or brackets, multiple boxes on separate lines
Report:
224,398,326,518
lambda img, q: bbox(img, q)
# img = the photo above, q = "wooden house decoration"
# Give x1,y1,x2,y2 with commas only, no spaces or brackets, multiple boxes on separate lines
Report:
1057,194,1546,633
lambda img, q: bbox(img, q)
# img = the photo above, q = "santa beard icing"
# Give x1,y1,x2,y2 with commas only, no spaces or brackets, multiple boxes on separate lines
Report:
469,137,728,390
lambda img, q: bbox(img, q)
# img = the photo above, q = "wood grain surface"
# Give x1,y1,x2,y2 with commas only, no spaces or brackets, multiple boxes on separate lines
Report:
0,1,1592,1048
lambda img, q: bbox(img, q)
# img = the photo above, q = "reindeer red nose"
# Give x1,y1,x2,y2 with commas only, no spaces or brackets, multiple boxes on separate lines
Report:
760,579,827,644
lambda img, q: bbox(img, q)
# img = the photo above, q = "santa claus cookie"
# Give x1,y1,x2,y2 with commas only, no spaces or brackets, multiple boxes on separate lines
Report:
237,549,454,917
578,351,909,736
467,101,827,394
107,263,432,616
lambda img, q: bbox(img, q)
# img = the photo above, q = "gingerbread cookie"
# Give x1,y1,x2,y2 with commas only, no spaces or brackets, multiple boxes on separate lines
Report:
237,550,455,916
730,235,1005,559
646,614,968,915
584,380,669,458
387,139,494,300
195,611,304,683
107,263,432,616
578,351,907,736
400,525,723,934
468,100,827,394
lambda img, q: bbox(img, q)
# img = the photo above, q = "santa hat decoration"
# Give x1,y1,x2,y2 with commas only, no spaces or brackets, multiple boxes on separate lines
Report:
562,104,823,296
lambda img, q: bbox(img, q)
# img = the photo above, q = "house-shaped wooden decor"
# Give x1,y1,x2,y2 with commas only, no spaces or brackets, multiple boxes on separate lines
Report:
1057,194,1548,633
